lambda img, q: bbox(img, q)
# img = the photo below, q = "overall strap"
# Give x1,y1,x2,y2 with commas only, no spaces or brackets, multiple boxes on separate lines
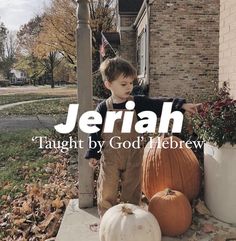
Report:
127,95,134,102
105,95,134,110
105,97,113,110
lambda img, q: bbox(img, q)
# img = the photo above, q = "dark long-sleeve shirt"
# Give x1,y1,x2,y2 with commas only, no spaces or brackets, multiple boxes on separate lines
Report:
85,95,186,160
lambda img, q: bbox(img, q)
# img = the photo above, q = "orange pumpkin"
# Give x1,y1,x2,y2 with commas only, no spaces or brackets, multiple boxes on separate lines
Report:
142,136,201,201
148,189,192,236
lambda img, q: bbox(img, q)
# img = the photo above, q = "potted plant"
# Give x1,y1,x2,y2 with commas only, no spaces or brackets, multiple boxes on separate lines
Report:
190,86,236,224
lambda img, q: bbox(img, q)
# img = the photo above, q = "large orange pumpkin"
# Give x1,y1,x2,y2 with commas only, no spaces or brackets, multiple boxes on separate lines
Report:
142,136,201,201
148,189,192,236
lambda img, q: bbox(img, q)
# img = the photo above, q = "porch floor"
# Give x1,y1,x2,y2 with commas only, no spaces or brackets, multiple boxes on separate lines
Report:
56,199,236,241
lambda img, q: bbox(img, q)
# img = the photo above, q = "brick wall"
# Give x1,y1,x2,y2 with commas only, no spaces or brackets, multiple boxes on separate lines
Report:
118,15,137,68
149,0,220,100
219,0,236,98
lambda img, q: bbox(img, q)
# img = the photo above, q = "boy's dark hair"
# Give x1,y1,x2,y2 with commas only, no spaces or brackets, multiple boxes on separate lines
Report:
100,57,137,82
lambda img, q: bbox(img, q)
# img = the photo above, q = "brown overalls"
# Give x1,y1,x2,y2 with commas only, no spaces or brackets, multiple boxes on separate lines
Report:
97,96,144,217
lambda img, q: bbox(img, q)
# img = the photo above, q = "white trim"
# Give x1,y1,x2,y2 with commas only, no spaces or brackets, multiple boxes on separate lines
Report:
137,27,147,76
133,1,146,28
137,74,145,79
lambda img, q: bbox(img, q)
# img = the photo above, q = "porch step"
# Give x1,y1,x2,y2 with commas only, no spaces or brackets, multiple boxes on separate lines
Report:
56,199,236,241
56,199,179,241
56,199,99,241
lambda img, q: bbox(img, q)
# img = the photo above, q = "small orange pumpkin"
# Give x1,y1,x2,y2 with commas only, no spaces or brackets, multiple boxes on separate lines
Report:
148,189,192,236
142,136,201,201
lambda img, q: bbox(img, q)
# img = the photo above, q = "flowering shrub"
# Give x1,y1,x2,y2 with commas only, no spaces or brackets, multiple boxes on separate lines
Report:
190,87,236,147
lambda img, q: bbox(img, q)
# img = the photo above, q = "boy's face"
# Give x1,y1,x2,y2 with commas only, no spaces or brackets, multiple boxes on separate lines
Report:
105,74,134,103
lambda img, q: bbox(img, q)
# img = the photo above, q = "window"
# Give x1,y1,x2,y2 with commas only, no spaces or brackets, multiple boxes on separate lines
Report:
137,27,146,76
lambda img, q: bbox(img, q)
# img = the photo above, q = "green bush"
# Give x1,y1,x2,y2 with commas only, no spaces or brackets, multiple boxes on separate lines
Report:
93,72,110,99
0,80,10,87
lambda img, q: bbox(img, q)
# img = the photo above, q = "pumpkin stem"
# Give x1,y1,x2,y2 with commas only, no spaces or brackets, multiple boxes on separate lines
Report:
165,188,175,196
121,205,133,215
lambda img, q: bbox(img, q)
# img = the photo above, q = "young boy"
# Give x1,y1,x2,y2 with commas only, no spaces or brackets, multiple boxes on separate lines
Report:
85,57,198,218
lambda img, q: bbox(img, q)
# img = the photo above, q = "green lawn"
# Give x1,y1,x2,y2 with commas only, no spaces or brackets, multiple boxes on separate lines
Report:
0,93,70,105
0,129,53,201
0,98,77,116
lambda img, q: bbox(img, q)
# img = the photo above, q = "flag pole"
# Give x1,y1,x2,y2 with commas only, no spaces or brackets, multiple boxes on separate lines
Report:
101,31,117,56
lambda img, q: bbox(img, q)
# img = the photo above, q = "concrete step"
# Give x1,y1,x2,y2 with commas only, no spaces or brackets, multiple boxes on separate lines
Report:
56,199,236,241
56,199,99,241
56,199,180,241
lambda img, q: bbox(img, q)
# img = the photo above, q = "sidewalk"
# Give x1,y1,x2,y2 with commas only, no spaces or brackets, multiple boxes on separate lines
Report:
0,98,67,131
0,116,60,131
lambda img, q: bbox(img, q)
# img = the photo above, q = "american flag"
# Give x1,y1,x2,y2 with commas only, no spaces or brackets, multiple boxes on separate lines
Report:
99,33,109,57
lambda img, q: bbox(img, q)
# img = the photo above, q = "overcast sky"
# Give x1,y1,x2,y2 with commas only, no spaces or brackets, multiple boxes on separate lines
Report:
0,0,51,31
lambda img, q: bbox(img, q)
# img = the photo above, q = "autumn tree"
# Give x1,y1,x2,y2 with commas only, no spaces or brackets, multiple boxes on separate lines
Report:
0,22,7,71
0,22,7,57
34,0,116,68
39,51,61,88
5,32,18,59
15,16,45,84
17,15,43,55
54,58,72,84
0,21,18,78
89,0,116,47
33,0,76,66
1,31,18,78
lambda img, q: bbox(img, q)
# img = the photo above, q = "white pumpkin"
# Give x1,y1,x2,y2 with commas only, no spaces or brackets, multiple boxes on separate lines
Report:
99,203,162,241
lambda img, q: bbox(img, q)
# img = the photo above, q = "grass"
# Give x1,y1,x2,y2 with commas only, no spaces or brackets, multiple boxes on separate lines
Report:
0,97,77,116
0,94,70,106
0,129,55,202
0,85,77,96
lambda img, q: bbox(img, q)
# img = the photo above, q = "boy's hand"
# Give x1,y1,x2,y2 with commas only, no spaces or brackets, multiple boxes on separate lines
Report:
89,158,99,168
182,103,202,114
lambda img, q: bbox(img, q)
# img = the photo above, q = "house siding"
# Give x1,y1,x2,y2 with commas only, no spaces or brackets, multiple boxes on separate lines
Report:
118,15,137,68
148,0,220,99
219,0,236,98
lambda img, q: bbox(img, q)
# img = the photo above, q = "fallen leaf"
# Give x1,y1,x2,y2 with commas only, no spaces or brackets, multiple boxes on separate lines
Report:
39,212,55,231
45,215,61,238
3,213,11,221
51,197,64,209
195,200,211,216
0,222,8,228
14,218,26,226
28,184,41,197
201,223,218,233
31,224,40,235
212,232,236,241
188,232,198,241
3,182,12,190
12,206,21,215
20,201,32,214
1,195,8,201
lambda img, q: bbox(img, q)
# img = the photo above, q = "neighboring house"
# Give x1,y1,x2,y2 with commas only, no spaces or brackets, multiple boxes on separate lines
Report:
106,0,220,99
10,69,28,85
